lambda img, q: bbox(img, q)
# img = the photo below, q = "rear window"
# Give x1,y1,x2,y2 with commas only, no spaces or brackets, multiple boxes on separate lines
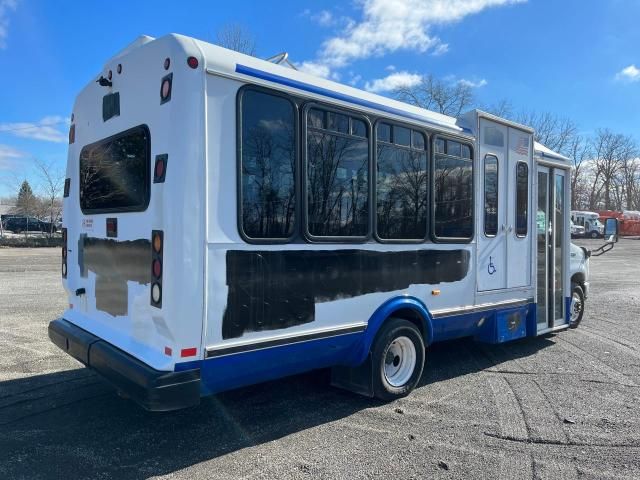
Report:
79,125,150,213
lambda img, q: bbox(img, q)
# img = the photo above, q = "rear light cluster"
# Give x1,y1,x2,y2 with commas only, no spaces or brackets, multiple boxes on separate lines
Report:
151,230,163,308
61,228,68,278
160,73,172,104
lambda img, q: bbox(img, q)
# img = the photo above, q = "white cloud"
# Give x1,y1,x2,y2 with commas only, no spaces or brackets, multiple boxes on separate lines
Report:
298,61,332,79
364,71,423,93
458,78,488,88
616,65,640,83
303,0,525,76
0,0,17,49
0,144,24,170
312,10,334,27
0,116,70,143
432,42,449,56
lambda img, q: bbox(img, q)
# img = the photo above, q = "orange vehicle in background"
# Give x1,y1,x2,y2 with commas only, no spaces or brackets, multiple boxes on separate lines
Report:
597,210,640,237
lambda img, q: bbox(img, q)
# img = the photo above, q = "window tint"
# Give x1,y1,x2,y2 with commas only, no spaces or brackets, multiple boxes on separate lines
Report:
377,123,391,143
240,90,296,239
433,138,473,239
484,155,499,236
307,108,369,237
308,108,324,129
79,125,150,213
516,162,528,237
351,118,367,138
327,111,349,134
393,126,410,146
435,138,446,154
412,130,426,150
484,126,504,147
377,126,428,240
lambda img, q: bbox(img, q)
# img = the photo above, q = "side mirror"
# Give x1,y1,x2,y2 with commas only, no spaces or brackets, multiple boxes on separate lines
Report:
604,218,618,243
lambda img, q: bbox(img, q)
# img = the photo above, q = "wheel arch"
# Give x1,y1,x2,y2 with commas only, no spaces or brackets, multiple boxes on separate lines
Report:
358,296,433,365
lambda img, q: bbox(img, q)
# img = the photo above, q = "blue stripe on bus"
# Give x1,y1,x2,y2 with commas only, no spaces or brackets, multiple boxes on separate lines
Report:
176,298,552,396
235,64,473,134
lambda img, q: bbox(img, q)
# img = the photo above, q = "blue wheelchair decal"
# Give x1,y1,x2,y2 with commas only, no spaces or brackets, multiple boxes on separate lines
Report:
488,256,496,275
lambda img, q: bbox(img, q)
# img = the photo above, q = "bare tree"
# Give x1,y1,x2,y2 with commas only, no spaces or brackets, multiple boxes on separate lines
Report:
215,24,257,56
516,111,578,155
394,75,475,117
34,158,64,236
567,135,591,209
588,129,637,210
482,99,514,119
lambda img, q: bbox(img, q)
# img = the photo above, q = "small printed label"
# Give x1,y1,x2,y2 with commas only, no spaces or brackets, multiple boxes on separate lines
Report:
82,218,93,231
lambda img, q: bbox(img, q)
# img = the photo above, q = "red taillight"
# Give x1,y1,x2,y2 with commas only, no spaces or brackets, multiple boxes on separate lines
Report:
154,154,167,183
68,124,75,144
152,259,162,278
151,230,163,308
187,56,199,69
61,228,67,278
160,73,172,104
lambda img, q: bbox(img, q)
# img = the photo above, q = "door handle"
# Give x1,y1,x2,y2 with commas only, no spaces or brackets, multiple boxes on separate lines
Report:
501,224,506,232
508,225,513,233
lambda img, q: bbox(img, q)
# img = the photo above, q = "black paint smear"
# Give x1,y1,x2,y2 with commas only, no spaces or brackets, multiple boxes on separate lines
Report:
223,249,470,339
78,236,151,316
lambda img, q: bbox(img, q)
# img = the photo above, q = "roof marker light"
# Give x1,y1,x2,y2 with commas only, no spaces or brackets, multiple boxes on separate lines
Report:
108,70,112,80
187,56,199,69
164,57,170,70
117,63,122,74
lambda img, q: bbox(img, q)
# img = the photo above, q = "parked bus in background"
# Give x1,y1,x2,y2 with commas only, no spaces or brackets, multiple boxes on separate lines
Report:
571,211,604,238
48,34,618,411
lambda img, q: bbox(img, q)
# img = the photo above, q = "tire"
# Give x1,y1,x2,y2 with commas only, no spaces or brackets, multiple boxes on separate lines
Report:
371,318,425,401
590,231,598,239
569,284,585,328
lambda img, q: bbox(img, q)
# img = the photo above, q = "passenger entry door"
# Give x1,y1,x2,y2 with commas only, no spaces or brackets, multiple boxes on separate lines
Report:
477,120,532,292
536,166,568,331
477,119,507,291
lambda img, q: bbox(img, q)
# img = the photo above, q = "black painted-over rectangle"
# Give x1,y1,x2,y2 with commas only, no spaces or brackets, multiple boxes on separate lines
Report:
223,248,470,339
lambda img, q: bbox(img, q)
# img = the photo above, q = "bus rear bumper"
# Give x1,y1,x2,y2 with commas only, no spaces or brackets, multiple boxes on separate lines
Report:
48,318,201,411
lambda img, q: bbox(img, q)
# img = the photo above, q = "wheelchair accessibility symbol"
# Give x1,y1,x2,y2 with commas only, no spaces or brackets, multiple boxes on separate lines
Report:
488,256,496,275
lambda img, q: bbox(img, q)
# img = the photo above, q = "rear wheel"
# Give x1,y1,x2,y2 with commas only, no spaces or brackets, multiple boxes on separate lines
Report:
569,284,585,328
371,318,425,401
590,231,598,239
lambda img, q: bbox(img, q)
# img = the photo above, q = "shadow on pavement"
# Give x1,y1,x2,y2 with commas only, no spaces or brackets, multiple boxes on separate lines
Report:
0,335,554,479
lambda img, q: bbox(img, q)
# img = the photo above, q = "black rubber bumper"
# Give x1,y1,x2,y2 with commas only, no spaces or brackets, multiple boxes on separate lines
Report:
48,318,201,411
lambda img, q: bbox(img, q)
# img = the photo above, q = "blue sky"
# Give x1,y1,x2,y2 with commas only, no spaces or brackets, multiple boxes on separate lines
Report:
0,0,639,197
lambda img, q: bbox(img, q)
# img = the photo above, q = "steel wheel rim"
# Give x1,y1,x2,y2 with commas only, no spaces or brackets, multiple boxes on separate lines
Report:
383,336,416,387
570,291,582,323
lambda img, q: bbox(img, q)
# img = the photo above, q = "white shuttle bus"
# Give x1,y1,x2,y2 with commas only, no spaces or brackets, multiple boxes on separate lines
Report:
49,34,583,411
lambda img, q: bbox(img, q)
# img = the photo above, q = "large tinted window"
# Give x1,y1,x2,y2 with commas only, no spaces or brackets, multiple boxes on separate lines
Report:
240,90,296,240
484,155,499,236
306,107,369,238
376,125,427,240
516,162,528,237
433,137,473,239
79,125,150,213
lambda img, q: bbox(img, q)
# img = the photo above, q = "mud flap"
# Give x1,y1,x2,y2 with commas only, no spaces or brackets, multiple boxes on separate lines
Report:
330,353,374,397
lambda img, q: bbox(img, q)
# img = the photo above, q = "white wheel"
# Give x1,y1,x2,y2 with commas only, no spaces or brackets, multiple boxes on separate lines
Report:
383,336,417,388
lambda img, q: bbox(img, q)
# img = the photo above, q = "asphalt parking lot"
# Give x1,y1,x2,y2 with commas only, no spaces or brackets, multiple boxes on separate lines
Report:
1,240,639,480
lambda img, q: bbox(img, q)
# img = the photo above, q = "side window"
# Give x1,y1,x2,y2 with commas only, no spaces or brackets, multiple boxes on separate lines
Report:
376,124,428,240
484,155,499,236
306,107,369,238
516,162,528,237
239,89,296,240
433,137,474,240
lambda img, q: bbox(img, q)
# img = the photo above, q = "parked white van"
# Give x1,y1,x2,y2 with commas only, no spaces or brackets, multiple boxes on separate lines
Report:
571,211,604,238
